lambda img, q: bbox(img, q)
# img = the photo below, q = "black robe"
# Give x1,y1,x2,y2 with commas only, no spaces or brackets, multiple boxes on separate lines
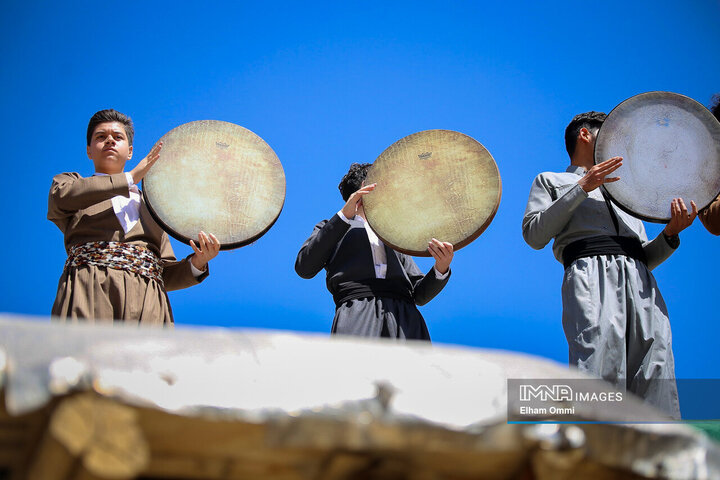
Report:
295,214,450,340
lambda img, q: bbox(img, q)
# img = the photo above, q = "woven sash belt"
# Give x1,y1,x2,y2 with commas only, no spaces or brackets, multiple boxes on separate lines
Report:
65,241,164,286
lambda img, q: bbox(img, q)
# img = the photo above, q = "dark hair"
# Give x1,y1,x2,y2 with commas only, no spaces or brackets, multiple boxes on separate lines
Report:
711,94,720,122
564,111,606,157
338,163,372,201
86,109,134,146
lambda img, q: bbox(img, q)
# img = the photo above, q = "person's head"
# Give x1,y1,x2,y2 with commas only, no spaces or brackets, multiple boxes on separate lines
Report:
338,163,372,201
711,94,720,122
86,109,134,174
564,111,607,158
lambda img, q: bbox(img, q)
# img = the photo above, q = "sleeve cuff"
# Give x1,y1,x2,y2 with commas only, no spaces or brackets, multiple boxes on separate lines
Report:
125,172,139,193
337,210,353,224
663,232,680,249
571,183,590,200
190,262,206,277
433,267,450,280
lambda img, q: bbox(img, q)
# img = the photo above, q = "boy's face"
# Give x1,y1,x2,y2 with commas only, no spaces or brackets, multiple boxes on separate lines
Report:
87,121,133,174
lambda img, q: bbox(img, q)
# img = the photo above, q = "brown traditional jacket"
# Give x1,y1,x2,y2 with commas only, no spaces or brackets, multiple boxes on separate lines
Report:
48,172,207,323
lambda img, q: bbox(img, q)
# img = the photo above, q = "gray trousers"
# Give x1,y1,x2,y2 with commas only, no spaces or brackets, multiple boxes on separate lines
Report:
561,254,680,418
332,297,431,341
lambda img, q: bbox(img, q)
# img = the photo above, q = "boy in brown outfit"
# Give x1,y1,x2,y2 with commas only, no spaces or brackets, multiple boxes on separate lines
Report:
49,109,220,324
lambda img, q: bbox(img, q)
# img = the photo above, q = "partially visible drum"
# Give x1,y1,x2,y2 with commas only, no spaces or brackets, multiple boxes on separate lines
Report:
143,121,285,249
363,130,501,256
595,91,720,223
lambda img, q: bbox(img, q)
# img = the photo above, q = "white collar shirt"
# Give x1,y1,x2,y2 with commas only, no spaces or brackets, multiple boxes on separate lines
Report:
94,172,140,234
337,210,388,278
93,172,205,278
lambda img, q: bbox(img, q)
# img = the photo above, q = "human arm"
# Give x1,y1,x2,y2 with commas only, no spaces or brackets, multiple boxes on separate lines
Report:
699,195,720,235
341,183,376,219
398,239,453,306
295,216,351,279
189,231,220,272
295,184,376,279
576,157,622,192
129,142,162,184
48,144,164,228
398,249,451,306
522,158,623,249
428,238,453,275
160,232,217,291
663,198,697,237
643,198,697,270
522,176,588,250
47,172,132,228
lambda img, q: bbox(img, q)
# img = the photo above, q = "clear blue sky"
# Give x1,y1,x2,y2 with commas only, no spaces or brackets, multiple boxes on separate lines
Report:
1,1,718,377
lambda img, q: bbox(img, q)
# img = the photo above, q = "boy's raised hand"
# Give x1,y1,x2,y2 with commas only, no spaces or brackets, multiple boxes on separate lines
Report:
131,142,163,184
342,183,376,219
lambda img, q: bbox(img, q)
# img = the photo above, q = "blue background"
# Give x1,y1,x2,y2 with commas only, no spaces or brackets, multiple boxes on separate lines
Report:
1,1,718,377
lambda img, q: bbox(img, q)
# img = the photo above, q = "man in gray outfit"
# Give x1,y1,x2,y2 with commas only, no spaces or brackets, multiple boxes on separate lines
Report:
522,111,697,418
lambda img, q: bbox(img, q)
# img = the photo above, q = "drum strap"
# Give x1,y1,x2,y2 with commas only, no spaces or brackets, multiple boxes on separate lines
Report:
333,279,413,307
600,188,621,235
562,235,647,270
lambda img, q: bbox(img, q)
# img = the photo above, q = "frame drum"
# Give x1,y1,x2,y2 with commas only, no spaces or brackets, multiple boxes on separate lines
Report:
595,91,720,223
143,121,285,249
363,129,501,256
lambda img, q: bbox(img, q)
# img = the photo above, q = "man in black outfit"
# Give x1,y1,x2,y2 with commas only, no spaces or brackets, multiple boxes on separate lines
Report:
295,163,454,340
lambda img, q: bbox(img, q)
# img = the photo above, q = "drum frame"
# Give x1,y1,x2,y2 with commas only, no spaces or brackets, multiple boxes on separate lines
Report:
143,188,284,251
595,91,720,224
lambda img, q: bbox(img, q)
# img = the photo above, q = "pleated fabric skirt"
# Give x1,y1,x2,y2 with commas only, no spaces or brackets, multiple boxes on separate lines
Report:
561,254,678,418
331,296,431,341
51,264,173,325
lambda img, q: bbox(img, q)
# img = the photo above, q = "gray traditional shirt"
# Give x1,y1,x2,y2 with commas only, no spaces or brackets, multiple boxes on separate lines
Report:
522,165,676,270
